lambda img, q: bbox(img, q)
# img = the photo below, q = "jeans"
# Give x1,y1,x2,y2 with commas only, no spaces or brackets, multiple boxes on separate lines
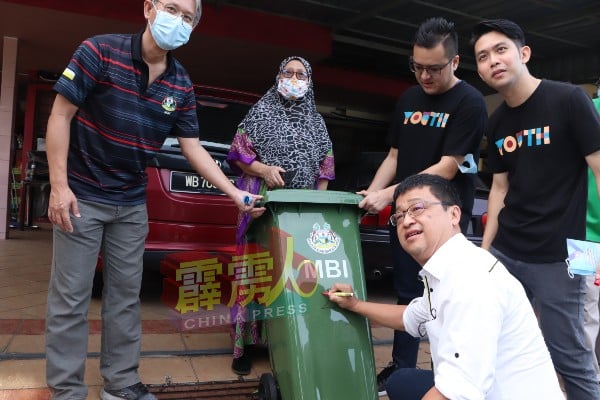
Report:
584,275,600,380
46,199,148,400
385,368,434,400
491,247,600,400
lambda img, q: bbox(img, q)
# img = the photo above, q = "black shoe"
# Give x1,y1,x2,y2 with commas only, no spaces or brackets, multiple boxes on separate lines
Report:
101,382,157,400
377,362,398,397
232,353,252,375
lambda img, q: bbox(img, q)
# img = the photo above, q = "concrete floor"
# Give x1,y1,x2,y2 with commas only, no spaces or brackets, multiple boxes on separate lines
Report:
0,225,433,399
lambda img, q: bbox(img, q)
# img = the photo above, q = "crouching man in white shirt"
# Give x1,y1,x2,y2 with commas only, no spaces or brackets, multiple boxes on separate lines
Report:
327,173,564,400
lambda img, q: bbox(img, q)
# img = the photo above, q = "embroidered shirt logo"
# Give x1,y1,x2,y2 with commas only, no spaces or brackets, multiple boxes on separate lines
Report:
307,222,341,254
162,96,177,113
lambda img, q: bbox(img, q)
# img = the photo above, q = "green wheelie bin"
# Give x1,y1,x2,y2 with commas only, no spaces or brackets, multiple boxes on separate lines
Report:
245,189,377,400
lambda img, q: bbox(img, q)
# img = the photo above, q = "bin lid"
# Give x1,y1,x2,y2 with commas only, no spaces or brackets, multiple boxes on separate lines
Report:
262,189,362,205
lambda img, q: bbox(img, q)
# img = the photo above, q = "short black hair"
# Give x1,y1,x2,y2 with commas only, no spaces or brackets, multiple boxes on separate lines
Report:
413,17,458,58
470,19,526,48
393,174,462,209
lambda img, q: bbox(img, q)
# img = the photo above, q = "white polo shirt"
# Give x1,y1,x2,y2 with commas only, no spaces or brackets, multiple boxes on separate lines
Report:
403,234,564,400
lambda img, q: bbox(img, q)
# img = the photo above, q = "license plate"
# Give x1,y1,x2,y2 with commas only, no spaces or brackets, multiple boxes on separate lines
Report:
169,171,236,195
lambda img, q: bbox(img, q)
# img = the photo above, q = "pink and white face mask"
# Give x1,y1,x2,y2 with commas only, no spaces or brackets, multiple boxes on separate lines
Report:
277,78,309,100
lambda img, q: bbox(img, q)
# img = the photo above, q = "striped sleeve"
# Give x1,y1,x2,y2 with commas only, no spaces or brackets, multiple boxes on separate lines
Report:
54,37,104,107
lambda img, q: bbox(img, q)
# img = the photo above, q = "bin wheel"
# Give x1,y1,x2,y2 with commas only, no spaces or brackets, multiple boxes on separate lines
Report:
258,373,278,400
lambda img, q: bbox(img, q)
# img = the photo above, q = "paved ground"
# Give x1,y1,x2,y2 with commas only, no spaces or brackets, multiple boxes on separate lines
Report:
0,225,433,399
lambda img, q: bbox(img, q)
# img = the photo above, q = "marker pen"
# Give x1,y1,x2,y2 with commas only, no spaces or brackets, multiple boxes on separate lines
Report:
321,291,354,297
331,292,354,297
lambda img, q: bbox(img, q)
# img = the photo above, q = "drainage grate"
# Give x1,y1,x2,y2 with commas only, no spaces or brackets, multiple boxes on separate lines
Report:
149,379,260,399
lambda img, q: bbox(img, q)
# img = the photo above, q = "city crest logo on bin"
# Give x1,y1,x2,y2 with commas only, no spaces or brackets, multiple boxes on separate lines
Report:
307,222,340,254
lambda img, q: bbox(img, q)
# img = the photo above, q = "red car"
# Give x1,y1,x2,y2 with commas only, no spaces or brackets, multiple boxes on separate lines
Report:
94,85,488,292
143,86,260,265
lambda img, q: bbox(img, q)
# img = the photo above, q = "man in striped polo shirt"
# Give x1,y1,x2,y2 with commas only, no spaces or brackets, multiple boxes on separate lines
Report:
44,1,256,399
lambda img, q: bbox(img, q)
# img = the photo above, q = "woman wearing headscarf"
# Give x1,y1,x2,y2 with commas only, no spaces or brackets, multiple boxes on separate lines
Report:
226,56,335,374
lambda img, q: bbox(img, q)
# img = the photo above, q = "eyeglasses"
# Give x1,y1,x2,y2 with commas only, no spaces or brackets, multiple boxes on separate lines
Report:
281,69,309,81
155,0,195,27
389,201,448,226
409,57,454,76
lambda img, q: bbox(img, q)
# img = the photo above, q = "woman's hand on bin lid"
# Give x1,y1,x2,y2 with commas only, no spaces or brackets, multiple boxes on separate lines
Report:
262,165,286,189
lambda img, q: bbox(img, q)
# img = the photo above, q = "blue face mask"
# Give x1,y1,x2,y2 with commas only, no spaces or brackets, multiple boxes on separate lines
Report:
456,153,478,174
150,9,193,51
566,238,600,277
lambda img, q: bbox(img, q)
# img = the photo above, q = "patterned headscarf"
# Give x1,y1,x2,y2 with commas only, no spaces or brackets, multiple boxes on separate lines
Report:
237,56,332,189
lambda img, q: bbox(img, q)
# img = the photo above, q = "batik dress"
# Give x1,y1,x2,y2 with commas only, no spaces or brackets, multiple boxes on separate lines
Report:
226,56,335,359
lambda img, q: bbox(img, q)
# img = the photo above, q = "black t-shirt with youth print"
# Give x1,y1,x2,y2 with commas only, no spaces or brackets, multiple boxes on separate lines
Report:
387,80,487,223
486,79,600,262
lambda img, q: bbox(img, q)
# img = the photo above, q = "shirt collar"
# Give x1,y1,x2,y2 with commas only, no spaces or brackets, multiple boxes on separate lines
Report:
132,31,144,63
422,233,466,280
131,30,175,73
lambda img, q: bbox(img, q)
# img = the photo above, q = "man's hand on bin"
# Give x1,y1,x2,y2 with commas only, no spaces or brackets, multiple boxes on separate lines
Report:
325,283,358,310
242,194,266,219
238,192,263,214
357,189,392,214
247,206,266,219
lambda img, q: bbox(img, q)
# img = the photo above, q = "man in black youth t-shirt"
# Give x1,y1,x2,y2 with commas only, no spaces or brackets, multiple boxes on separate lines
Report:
357,17,487,396
471,19,600,400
